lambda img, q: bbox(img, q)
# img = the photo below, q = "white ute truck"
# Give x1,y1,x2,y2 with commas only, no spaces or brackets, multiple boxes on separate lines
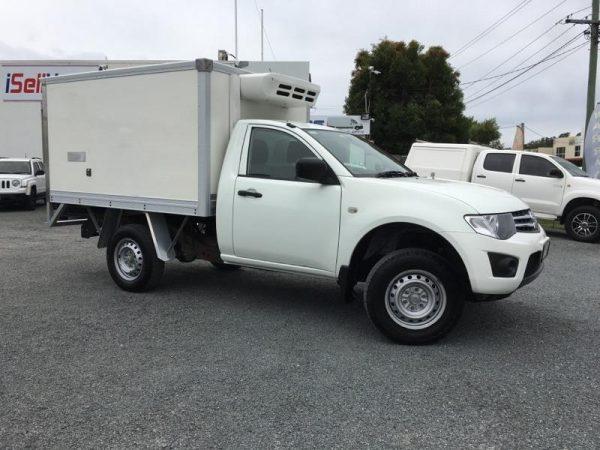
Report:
43,59,549,344
406,143,600,243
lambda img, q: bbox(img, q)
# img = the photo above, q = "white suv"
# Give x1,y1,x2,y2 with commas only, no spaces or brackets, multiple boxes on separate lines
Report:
0,158,46,209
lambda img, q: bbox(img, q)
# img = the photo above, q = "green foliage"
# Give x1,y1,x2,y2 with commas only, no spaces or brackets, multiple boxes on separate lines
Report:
524,136,554,149
558,132,570,138
344,39,470,154
467,117,501,145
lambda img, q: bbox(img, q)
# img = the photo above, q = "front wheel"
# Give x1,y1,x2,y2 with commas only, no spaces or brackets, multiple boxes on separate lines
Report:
107,224,165,292
24,187,37,210
565,205,600,243
364,248,465,344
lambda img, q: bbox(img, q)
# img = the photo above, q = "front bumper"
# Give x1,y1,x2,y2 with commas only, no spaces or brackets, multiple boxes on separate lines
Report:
0,188,28,202
444,228,550,296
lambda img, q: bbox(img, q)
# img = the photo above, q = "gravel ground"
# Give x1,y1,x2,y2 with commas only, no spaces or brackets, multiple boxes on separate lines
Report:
1,206,599,448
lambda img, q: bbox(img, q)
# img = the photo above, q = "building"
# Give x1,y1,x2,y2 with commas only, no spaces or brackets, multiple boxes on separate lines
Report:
1,59,310,159
525,133,583,160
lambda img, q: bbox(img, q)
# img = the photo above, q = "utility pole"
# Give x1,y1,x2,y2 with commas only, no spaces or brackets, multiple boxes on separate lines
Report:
512,122,525,150
566,0,599,169
234,0,238,59
260,9,264,61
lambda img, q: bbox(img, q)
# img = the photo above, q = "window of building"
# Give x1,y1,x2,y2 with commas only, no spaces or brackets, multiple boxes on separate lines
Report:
556,147,566,158
246,127,318,181
483,153,516,173
575,145,581,157
519,155,559,177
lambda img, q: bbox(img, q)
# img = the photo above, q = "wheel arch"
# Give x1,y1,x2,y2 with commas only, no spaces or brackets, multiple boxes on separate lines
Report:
344,222,471,293
560,197,600,223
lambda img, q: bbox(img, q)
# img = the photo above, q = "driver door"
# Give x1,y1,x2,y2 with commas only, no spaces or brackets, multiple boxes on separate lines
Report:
232,126,342,273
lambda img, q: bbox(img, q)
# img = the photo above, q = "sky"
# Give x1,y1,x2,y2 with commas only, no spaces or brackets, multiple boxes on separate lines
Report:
0,0,596,147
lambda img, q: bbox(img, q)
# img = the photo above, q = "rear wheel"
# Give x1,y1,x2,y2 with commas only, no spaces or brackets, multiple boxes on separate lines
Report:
364,248,465,344
107,224,165,292
565,205,600,243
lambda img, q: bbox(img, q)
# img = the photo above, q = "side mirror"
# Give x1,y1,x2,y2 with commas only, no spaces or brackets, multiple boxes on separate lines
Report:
549,168,563,179
35,169,45,176
296,157,329,183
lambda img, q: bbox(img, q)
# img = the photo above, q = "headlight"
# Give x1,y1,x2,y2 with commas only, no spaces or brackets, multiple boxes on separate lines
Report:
11,179,20,187
465,213,516,240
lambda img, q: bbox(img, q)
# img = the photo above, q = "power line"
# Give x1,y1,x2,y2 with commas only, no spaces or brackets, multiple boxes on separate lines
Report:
461,30,584,88
466,32,585,104
450,0,533,59
461,38,586,85
458,0,570,70
462,21,570,92
468,41,586,108
466,27,582,101
525,125,547,137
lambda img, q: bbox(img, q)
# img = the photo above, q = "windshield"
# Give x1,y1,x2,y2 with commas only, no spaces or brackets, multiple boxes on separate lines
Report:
0,161,31,175
550,156,588,177
302,129,414,177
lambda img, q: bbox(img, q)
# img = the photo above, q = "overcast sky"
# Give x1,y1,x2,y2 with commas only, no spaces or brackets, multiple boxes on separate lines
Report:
1,0,596,146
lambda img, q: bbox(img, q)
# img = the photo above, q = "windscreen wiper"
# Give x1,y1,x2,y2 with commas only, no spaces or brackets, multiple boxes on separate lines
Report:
375,170,408,178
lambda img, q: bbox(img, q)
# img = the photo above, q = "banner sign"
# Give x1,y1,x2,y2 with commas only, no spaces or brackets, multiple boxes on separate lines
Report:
1,64,99,101
584,102,600,179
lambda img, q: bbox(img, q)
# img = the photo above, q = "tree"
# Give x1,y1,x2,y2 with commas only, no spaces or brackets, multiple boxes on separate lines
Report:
344,39,470,154
467,117,501,145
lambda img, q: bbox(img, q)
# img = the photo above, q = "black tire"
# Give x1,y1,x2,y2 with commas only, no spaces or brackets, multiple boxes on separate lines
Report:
565,205,600,243
364,248,465,345
24,187,37,210
107,224,165,292
211,261,241,270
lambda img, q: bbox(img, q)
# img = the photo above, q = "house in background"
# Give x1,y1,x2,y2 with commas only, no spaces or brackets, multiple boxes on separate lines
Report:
526,133,583,165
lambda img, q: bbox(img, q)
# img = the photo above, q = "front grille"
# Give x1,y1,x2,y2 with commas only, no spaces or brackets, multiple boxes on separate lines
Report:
512,209,539,233
1,180,12,189
524,251,543,278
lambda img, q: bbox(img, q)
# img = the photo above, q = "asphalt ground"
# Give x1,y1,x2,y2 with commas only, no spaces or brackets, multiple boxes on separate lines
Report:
1,206,599,448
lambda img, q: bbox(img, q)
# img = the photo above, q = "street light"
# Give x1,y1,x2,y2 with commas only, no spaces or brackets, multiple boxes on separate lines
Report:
359,66,381,120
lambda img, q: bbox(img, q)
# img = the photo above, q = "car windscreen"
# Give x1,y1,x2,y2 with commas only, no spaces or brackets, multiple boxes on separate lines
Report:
550,156,588,177
0,161,31,175
302,129,412,177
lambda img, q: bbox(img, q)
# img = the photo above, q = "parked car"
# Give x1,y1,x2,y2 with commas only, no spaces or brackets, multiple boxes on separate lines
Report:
406,143,600,243
0,157,46,209
43,59,549,344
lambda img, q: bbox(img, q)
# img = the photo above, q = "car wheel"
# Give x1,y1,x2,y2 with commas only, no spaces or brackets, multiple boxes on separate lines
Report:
364,248,465,344
25,187,37,210
107,224,165,292
565,205,600,243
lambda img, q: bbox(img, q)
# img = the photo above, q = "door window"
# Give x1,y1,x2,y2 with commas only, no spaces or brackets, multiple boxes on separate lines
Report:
519,155,559,177
483,153,516,173
246,128,318,181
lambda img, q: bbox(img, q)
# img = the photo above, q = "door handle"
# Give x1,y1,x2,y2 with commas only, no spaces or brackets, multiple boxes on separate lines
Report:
237,189,262,198
515,178,525,182
476,175,486,179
